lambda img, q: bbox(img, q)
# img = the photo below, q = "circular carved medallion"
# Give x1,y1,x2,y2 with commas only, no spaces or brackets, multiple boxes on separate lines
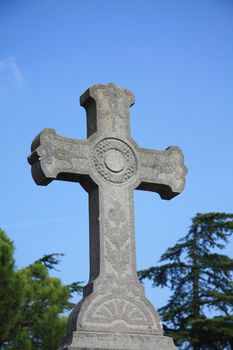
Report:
104,150,125,173
93,138,137,184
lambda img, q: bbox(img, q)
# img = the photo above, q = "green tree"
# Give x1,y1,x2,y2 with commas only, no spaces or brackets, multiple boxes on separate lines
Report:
0,229,82,350
138,213,233,350
0,229,24,346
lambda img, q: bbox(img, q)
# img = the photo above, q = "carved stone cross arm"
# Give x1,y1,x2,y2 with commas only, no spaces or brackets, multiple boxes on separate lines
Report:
137,146,186,200
28,128,90,188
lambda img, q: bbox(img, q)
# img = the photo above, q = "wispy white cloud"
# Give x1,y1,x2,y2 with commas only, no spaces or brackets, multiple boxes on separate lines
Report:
0,56,24,88
1,217,74,229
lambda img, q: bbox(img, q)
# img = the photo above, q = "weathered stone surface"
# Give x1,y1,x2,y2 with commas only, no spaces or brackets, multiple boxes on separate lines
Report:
28,83,187,350
63,331,176,350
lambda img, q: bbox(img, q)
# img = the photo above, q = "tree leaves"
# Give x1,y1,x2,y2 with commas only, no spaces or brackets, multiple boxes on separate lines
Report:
138,213,233,349
0,229,83,350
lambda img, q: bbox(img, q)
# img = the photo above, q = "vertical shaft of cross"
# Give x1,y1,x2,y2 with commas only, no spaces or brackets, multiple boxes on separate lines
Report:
85,184,140,296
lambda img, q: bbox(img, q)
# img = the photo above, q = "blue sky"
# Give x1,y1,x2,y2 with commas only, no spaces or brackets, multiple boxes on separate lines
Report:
1,0,233,309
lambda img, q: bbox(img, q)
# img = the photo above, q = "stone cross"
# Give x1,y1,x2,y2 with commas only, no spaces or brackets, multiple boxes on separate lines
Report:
28,83,187,350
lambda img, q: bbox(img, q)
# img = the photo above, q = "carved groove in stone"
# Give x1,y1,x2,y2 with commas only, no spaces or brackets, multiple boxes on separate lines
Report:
105,220,130,278
41,142,74,169
93,138,137,184
108,201,126,223
92,299,147,324
85,297,157,331
38,130,88,171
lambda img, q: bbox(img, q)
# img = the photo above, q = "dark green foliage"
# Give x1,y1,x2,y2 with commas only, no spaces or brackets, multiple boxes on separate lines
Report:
0,229,24,347
33,253,65,271
0,229,83,350
138,213,233,350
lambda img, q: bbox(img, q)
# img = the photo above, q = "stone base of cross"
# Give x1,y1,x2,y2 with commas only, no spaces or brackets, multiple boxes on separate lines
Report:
28,83,187,350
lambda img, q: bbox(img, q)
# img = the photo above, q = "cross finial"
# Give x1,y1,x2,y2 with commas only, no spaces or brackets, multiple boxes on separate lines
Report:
80,83,135,137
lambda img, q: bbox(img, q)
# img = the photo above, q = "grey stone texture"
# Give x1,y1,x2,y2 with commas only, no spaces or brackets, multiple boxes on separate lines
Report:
28,83,187,350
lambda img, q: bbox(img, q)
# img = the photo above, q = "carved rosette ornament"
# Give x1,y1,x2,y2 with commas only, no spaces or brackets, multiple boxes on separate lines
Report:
93,138,137,184
83,296,158,334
